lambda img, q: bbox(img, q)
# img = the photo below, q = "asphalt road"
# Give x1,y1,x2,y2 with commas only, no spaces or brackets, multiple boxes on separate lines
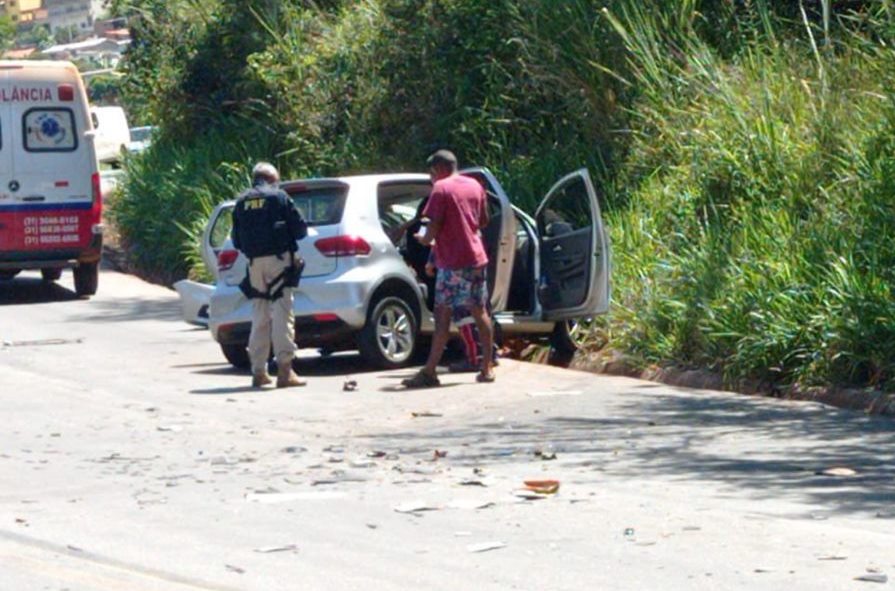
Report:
1,269,894,591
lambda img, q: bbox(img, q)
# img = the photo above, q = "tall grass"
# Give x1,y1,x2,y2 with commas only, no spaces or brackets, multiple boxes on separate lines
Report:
601,2,895,389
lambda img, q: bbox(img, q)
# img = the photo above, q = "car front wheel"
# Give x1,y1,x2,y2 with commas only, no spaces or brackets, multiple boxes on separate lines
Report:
358,295,418,369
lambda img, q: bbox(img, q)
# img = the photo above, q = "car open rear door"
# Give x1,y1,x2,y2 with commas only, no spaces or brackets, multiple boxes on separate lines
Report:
201,201,234,282
535,169,609,321
459,167,516,311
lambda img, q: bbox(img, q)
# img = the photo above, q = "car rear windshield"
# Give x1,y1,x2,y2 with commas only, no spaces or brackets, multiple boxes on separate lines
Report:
285,184,348,227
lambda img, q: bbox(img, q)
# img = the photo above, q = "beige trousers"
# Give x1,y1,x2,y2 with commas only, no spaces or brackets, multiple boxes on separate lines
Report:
246,254,297,374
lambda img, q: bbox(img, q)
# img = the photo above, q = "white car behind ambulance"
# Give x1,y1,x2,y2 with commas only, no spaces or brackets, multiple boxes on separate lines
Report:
0,61,103,297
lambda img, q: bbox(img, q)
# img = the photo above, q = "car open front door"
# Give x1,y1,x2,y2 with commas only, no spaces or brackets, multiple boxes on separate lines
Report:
535,168,610,321
459,167,516,312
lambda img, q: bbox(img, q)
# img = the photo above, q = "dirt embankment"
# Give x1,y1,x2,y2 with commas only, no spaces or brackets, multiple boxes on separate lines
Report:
564,348,895,418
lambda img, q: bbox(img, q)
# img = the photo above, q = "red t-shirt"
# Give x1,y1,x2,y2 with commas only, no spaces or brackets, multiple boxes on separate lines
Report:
423,174,488,270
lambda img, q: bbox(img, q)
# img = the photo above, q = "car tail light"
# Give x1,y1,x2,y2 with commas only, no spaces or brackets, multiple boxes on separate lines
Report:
217,249,239,271
315,235,371,257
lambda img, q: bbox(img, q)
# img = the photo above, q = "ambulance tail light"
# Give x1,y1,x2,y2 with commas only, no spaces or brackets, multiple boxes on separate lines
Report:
315,235,371,257
58,84,75,102
217,249,240,271
90,172,103,228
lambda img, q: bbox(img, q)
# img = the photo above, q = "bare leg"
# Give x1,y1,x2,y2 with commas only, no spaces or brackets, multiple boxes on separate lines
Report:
471,305,494,378
422,305,452,376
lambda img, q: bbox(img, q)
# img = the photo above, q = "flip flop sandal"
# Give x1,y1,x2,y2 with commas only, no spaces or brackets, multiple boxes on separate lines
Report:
476,372,496,383
402,370,441,389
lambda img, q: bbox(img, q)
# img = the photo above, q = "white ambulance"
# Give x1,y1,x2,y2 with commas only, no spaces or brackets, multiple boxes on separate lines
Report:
0,61,103,297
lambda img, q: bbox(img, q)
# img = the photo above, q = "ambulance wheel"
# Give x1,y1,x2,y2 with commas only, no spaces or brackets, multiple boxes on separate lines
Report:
221,343,250,369
74,262,98,297
41,268,62,282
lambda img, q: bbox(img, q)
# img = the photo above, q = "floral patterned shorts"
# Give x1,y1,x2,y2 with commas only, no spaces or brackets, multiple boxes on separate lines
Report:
435,266,488,312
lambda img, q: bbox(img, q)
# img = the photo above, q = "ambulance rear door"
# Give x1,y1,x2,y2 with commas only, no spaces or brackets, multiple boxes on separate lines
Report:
8,63,96,256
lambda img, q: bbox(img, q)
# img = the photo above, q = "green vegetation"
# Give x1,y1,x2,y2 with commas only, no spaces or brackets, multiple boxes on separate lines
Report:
111,1,895,391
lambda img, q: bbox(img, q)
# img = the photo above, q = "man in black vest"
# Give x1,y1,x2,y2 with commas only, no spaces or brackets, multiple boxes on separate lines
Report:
232,162,308,388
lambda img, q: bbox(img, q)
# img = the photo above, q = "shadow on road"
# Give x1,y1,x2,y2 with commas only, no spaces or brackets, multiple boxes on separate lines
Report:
0,277,79,305
73,296,182,323
356,385,895,516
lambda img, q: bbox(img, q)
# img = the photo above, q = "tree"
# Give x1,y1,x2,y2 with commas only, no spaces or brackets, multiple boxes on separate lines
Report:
0,15,15,53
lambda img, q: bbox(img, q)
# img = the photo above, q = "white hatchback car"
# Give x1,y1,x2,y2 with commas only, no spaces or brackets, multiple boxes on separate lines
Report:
193,168,610,369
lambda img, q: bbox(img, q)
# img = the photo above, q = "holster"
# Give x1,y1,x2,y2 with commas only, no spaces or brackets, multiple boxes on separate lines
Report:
239,252,305,301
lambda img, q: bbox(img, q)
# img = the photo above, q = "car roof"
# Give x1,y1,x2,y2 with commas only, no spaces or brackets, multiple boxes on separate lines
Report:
216,173,432,206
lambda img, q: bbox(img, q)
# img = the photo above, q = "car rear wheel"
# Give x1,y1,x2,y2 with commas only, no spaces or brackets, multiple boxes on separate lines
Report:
73,262,98,297
221,343,250,369
41,268,62,282
358,295,418,369
550,319,584,354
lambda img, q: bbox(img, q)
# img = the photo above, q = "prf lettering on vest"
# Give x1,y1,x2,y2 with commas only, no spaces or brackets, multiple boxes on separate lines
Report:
0,87,53,102
244,198,265,210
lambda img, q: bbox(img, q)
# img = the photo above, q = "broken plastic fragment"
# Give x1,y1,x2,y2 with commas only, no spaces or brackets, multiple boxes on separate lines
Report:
818,466,857,477
253,544,298,553
467,541,506,553
523,479,560,494
393,501,439,514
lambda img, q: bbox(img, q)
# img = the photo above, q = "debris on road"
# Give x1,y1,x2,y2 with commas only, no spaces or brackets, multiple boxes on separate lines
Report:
467,541,506,553
156,425,182,433
448,499,495,510
854,573,888,583
533,450,557,461
514,490,548,501
817,555,848,561
818,466,858,477
281,446,307,454
523,479,560,494
225,564,245,574
433,449,448,460
253,544,298,554
458,479,487,487
343,379,358,392
393,501,440,514
412,411,443,418
367,450,387,458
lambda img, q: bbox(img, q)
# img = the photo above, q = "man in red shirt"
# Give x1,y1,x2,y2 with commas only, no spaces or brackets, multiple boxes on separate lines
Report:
403,150,496,387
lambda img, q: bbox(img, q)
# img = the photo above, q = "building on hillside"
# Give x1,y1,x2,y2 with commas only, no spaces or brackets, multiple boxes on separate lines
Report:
94,16,126,37
3,46,36,59
44,0,94,35
41,35,128,67
0,0,47,27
